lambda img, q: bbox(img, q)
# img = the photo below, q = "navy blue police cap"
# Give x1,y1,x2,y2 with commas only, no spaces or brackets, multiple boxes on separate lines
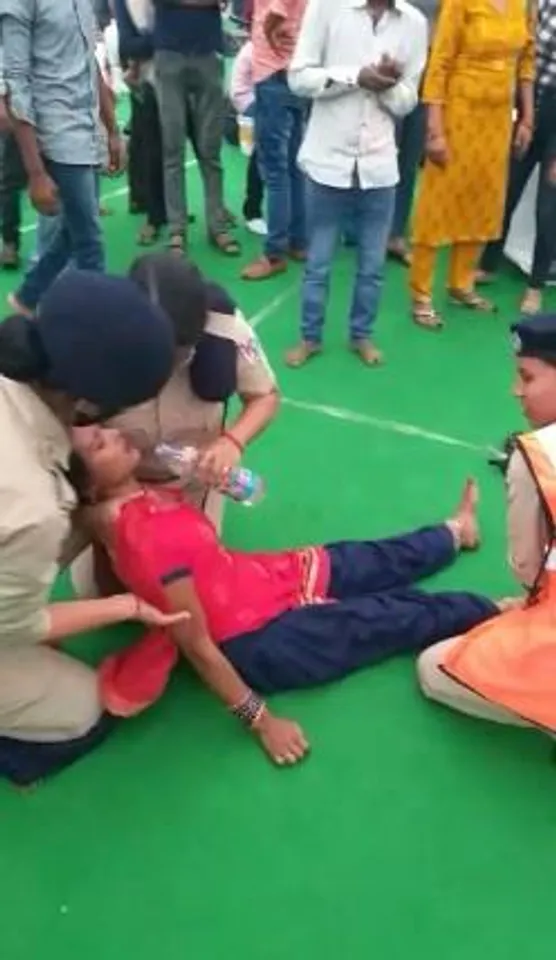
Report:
511,314,556,364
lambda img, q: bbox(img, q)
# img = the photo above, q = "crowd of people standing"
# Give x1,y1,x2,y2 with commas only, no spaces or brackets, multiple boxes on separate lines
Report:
1,0,555,353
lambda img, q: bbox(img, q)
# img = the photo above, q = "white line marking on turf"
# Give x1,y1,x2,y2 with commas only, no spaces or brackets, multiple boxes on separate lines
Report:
280,397,499,455
250,283,298,328
247,293,499,455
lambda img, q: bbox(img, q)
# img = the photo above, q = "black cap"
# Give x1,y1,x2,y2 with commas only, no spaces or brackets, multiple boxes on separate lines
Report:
511,314,556,364
38,270,175,411
128,253,208,347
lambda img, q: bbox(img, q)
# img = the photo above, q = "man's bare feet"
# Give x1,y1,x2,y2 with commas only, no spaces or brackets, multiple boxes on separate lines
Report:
447,478,480,550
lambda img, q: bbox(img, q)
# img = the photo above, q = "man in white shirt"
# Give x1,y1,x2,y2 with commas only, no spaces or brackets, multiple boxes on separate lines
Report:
285,0,428,367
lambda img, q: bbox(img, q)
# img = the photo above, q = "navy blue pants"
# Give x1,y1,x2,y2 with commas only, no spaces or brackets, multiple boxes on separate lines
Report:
223,525,498,694
0,715,115,787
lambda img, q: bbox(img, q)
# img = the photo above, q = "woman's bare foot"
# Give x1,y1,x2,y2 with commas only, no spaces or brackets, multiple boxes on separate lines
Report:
520,287,542,315
447,478,480,550
496,597,525,613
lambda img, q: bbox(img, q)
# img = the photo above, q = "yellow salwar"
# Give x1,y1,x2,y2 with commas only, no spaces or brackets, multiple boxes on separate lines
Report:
411,242,482,301
410,0,535,302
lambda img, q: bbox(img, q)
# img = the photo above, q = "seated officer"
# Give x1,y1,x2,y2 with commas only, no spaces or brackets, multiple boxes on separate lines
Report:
418,313,556,733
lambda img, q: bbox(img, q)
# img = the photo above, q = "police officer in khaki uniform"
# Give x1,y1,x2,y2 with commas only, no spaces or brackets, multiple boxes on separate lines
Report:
0,270,185,786
113,253,280,530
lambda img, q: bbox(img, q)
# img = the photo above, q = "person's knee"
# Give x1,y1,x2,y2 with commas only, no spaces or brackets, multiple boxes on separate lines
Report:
55,669,103,740
0,647,103,742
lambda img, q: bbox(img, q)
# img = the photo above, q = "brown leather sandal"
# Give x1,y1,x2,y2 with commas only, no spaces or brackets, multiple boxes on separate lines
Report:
168,233,185,255
448,289,497,312
137,224,162,247
412,301,444,330
210,231,241,256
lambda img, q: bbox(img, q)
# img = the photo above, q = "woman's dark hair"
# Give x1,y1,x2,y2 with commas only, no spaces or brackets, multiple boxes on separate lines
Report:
67,451,94,505
128,253,208,348
0,315,50,384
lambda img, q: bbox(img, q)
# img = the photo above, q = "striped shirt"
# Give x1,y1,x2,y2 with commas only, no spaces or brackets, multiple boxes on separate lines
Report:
536,0,556,89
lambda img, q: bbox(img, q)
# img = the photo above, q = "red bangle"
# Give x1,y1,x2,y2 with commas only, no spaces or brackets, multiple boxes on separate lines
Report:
222,431,244,454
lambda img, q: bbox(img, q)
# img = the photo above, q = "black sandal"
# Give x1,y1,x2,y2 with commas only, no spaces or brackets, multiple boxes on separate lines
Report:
387,244,412,267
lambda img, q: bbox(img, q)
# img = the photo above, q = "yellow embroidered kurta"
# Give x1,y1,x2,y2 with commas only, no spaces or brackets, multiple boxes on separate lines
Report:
412,0,535,247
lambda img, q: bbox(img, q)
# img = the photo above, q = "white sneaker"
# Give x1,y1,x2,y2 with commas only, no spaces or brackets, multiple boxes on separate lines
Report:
245,218,268,236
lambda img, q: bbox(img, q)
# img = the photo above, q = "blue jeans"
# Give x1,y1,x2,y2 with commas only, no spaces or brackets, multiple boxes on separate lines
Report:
302,177,395,343
343,105,425,245
17,162,103,310
255,71,306,259
391,102,425,239
223,525,497,693
28,213,62,267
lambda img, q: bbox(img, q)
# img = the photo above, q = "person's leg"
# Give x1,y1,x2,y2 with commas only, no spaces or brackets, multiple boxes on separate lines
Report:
154,49,188,242
479,140,540,275
447,241,483,293
417,637,529,725
56,163,103,272
243,72,294,276
15,219,72,311
348,184,395,351
16,162,102,309
523,92,556,306
243,150,265,222
142,83,167,231
343,192,358,246
27,213,63,271
528,155,556,294
0,644,113,785
127,91,149,214
287,99,307,254
409,243,437,302
326,524,458,599
389,102,425,246
189,53,228,243
223,590,498,694
0,134,27,266
285,178,346,363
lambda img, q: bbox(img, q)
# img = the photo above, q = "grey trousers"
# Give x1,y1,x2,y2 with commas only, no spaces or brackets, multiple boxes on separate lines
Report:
154,49,225,237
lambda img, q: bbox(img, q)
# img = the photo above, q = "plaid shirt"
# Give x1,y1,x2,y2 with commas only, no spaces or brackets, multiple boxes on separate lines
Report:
537,0,556,89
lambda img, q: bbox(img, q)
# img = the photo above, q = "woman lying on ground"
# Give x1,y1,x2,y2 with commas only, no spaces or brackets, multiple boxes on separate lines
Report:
70,425,505,766
68,252,279,597
418,313,556,734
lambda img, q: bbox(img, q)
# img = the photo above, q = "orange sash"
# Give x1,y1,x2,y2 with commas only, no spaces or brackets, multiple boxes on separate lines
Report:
441,425,556,732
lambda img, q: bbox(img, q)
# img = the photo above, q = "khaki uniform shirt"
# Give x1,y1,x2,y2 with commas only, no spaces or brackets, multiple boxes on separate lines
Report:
109,308,276,523
0,378,75,647
506,448,549,589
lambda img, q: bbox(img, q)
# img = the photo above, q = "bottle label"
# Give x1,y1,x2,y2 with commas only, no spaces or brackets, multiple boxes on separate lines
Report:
226,468,256,501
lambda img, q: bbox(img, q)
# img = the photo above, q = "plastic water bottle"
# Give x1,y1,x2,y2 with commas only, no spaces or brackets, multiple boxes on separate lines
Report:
153,442,265,506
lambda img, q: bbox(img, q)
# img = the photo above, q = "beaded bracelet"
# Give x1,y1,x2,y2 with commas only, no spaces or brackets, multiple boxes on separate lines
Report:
231,691,267,728
222,430,245,455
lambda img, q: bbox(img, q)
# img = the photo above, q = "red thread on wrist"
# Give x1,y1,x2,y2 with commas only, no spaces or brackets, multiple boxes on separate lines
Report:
222,431,244,454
